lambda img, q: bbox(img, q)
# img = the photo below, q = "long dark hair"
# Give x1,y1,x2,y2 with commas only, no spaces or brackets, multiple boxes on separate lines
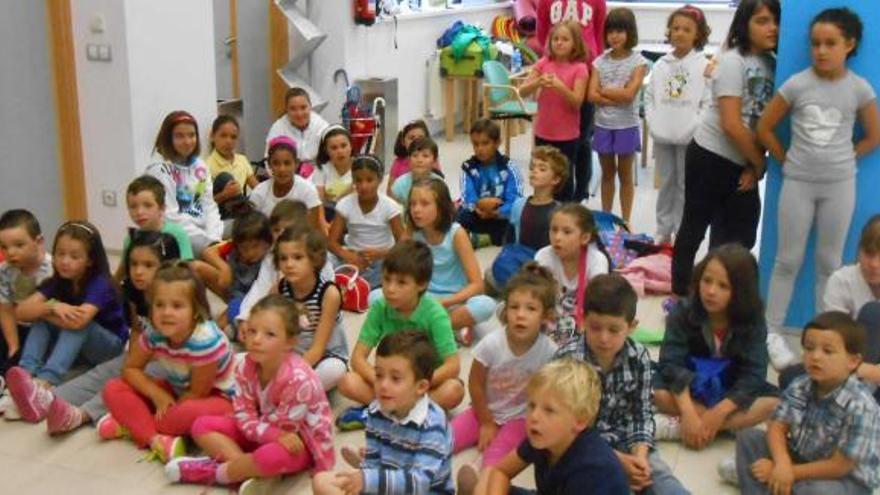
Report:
122,229,182,321
724,0,780,54
42,221,112,299
689,244,763,326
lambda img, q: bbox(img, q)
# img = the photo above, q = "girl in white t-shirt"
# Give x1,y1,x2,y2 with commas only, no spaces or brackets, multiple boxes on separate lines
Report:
452,263,558,481
249,136,322,229
535,203,610,351
313,125,354,224
328,156,405,288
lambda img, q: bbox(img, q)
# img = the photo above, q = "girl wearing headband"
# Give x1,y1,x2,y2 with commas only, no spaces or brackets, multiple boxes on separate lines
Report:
249,136,323,230
314,124,355,223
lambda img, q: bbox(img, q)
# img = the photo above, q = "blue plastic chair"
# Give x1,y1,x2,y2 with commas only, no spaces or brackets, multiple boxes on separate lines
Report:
481,60,537,153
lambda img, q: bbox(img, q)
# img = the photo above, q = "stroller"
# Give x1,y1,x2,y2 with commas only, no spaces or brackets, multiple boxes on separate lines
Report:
334,69,385,155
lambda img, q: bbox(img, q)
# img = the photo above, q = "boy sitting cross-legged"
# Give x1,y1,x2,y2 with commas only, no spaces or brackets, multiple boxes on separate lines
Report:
561,273,689,494
474,358,629,494
733,311,880,494
313,330,455,494
336,239,464,428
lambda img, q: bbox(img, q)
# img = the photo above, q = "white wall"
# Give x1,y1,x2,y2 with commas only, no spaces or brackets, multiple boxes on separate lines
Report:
73,0,217,250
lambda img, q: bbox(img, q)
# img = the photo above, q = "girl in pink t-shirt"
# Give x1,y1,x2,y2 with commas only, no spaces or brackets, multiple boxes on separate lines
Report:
521,20,589,201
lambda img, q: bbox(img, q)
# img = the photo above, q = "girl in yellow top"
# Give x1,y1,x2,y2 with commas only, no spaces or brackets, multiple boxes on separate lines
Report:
206,116,258,218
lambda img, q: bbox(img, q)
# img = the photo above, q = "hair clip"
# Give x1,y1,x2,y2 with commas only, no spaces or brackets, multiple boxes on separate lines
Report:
64,221,94,235
356,154,385,175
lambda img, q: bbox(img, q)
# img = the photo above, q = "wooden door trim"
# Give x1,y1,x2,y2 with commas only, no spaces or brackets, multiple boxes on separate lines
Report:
46,0,87,220
268,0,289,117
230,0,241,99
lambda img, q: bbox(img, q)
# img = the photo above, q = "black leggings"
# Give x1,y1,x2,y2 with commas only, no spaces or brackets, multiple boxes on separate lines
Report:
671,142,761,295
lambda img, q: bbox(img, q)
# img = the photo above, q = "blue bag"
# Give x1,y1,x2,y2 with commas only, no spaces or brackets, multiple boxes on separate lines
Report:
491,243,536,289
688,356,732,407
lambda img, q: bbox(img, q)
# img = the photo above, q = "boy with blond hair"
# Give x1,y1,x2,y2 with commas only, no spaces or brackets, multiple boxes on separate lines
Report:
476,358,628,494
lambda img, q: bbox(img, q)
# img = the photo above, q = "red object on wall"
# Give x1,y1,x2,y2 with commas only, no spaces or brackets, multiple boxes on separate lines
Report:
354,0,375,26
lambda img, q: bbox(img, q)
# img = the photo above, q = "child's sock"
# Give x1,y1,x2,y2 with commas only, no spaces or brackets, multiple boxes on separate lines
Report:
216,462,232,484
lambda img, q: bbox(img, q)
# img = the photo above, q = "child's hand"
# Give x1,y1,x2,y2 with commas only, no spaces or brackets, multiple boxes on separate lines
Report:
334,471,364,495
53,302,84,323
223,179,242,197
618,453,652,491
278,432,304,454
767,460,794,495
343,250,369,271
151,391,176,420
751,458,774,483
738,168,758,192
699,407,726,445
680,412,705,449
477,421,499,451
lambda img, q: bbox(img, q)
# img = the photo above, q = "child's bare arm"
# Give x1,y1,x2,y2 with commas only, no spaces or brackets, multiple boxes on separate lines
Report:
792,449,857,482
303,285,342,366
179,360,220,401
599,65,648,104
468,360,493,424
518,67,544,97
349,341,376,386
766,420,793,467
855,100,880,158
121,339,170,405
0,303,20,357
432,353,461,387
200,243,233,291
587,69,614,105
479,451,529,495
756,94,791,164
438,228,485,307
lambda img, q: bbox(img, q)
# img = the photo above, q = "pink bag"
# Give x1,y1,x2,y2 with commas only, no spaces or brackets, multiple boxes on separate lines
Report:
335,264,370,312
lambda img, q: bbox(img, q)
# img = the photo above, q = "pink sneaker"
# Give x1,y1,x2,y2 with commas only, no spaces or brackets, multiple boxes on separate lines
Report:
46,396,85,435
96,413,129,440
150,434,186,463
5,366,53,422
165,456,220,484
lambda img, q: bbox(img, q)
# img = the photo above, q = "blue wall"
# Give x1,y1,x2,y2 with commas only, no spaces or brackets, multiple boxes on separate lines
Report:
758,0,880,328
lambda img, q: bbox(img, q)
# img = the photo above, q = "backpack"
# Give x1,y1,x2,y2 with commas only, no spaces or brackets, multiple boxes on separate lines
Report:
491,243,536,289
335,264,370,312
688,356,733,408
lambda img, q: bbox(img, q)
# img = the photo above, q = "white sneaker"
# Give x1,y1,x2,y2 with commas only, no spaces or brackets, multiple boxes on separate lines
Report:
0,395,21,420
717,456,738,485
654,413,681,441
767,333,798,371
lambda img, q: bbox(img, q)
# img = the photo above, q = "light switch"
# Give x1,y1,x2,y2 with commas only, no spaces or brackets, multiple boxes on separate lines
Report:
86,44,99,60
98,44,112,61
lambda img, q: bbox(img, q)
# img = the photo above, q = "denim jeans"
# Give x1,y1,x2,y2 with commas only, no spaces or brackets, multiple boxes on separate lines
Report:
19,320,124,385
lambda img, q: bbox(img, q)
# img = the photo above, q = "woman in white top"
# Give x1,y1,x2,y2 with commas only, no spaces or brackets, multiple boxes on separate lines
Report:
265,87,329,169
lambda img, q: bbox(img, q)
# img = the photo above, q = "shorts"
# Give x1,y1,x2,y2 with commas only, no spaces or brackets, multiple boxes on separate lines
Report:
592,126,641,155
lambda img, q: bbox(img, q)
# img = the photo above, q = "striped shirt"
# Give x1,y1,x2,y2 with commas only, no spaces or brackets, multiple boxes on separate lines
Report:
278,276,348,360
139,319,236,397
593,49,648,129
775,375,880,488
362,397,454,494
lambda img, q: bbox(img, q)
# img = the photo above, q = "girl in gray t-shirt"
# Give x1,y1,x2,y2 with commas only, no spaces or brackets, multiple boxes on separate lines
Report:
759,8,880,371
587,7,647,224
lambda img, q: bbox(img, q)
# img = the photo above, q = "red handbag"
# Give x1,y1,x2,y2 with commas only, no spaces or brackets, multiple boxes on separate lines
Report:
335,264,370,312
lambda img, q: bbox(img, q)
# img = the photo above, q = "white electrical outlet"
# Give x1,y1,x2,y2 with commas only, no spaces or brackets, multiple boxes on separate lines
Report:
101,190,117,207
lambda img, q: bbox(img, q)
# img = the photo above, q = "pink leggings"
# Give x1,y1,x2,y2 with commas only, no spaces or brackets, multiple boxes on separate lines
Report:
192,415,313,477
102,378,233,448
451,407,526,467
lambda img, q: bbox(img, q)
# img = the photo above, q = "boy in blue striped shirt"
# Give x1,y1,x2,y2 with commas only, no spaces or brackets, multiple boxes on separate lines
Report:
313,330,454,494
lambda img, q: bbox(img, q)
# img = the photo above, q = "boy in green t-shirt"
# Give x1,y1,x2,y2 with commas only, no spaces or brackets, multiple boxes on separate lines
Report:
337,239,463,430
115,175,194,281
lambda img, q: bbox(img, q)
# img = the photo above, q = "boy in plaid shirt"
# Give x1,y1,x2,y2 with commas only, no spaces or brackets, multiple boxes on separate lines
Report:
561,274,688,494
313,331,454,494
735,312,880,494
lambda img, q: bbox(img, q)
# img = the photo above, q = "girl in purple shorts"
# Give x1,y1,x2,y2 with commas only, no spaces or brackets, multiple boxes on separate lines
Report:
588,7,647,223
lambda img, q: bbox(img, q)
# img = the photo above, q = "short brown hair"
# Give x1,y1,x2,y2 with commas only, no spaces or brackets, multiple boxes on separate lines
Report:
153,110,200,161
376,330,438,382
408,136,439,160
269,199,309,227
470,118,501,142
527,359,601,424
127,175,167,208
583,273,637,322
666,5,711,50
859,214,880,255
605,7,639,49
0,209,41,239
274,223,328,270
232,210,272,245
284,87,311,107
802,311,867,356
383,239,433,291
149,261,212,323
406,178,455,234
547,21,588,62
250,294,302,338
531,146,570,193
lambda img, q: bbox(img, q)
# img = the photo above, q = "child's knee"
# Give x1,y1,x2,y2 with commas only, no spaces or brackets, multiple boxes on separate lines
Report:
432,378,465,410
312,471,338,494
337,371,369,401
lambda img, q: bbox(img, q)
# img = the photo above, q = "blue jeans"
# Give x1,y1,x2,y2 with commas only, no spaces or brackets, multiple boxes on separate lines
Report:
19,320,124,385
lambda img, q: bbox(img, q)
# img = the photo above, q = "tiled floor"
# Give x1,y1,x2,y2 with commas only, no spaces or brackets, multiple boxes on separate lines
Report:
0,127,750,494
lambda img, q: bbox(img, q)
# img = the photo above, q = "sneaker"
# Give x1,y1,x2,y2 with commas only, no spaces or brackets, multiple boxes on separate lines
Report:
767,333,798,371
150,434,187,463
5,366,53,422
165,456,220,484
46,396,85,435
717,456,738,486
0,395,21,420
456,463,479,495
96,413,129,440
654,414,681,441
336,406,368,431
